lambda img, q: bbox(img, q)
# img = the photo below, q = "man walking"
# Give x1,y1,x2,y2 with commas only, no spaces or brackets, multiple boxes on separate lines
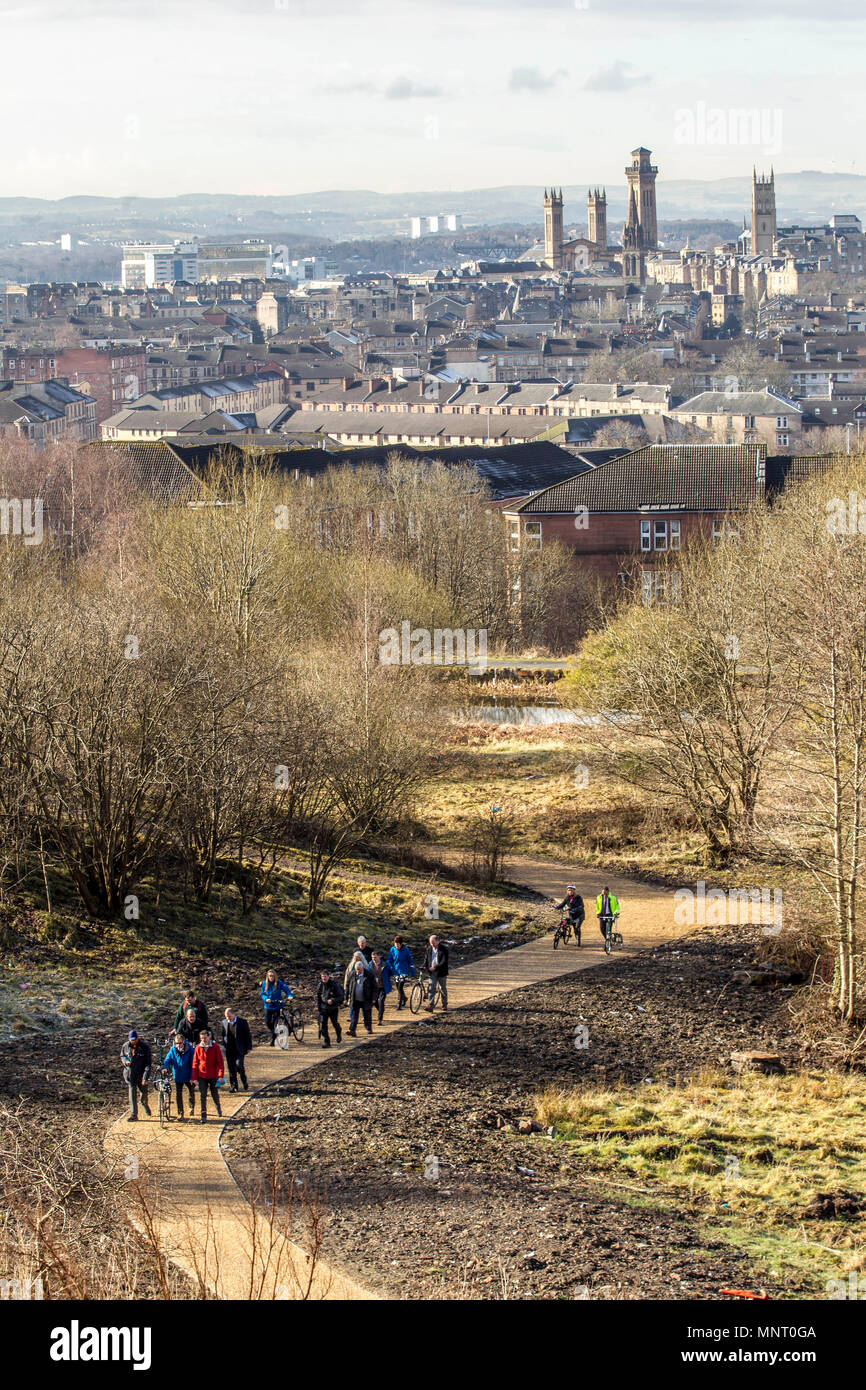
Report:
316,969,344,1048
176,1005,204,1046
424,935,449,1012
121,1030,152,1122
173,988,208,1035
595,885,621,941
220,1007,252,1092
163,1031,196,1120
370,950,390,1025
191,1028,224,1124
347,959,374,1036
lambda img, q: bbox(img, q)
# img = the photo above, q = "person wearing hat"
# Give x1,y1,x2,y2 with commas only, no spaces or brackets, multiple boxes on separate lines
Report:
556,885,585,940
120,1030,152,1122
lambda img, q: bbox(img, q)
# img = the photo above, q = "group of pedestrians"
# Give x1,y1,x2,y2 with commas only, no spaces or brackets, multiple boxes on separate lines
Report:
121,987,254,1125
317,932,448,1046
121,931,451,1122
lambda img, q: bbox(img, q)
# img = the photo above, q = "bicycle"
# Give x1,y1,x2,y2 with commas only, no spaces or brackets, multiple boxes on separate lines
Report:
273,999,305,1048
409,969,442,1014
553,914,582,949
153,1035,174,1128
600,912,623,956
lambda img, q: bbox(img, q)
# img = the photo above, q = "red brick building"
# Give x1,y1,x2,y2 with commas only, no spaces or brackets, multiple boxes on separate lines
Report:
503,443,771,600
1,345,146,424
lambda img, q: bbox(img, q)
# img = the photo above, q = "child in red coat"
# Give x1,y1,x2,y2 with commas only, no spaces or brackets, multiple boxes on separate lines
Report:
191,1029,225,1124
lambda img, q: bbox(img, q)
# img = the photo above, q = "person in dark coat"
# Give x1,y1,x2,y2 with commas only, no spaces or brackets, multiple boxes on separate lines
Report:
175,1006,203,1046
423,935,449,1011
220,1007,252,1091
173,988,208,1034
347,959,374,1036
316,970,344,1048
121,1030,152,1121
355,935,374,964
369,950,390,1024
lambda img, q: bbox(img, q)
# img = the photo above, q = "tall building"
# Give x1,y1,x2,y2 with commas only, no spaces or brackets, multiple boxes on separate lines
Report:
751,168,777,256
587,188,607,250
543,188,564,270
121,241,199,289
625,147,658,251
622,187,645,283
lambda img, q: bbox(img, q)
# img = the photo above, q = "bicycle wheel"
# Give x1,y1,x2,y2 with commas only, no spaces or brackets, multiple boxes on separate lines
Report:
432,981,441,1009
553,926,563,950
274,1019,291,1050
604,930,612,956
291,1007,305,1043
409,980,425,1014
158,1088,169,1128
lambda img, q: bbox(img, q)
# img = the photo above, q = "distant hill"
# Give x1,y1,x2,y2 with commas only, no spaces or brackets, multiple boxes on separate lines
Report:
0,172,863,240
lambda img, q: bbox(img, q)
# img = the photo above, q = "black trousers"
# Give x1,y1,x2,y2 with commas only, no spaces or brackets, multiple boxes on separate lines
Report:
264,1007,281,1042
197,1079,222,1119
319,1005,342,1043
373,985,386,1022
226,1052,248,1089
175,1080,195,1115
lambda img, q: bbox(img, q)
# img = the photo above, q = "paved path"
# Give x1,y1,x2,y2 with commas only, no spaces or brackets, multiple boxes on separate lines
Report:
105,856,681,1300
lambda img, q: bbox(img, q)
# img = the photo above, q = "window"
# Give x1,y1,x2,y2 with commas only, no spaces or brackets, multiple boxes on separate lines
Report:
509,519,520,552
776,415,788,428
523,521,542,551
640,520,652,551
777,432,789,447
654,520,668,551
670,520,681,550
712,520,741,545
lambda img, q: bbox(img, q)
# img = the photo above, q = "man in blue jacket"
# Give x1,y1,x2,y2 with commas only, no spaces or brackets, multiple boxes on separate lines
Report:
163,1032,196,1120
387,935,416,1011
260,969,293,1046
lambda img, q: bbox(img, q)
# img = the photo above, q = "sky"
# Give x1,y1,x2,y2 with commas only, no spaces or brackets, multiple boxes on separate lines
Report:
1,0,864,199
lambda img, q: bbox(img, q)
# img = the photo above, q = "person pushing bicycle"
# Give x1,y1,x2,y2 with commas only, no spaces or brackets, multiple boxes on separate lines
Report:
595,886,621,940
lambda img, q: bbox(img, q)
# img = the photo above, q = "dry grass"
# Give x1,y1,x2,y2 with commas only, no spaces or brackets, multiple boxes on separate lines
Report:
534,1070,866,1290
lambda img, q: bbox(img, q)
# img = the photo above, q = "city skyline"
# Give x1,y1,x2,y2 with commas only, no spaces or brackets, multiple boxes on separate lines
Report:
1,0,862,199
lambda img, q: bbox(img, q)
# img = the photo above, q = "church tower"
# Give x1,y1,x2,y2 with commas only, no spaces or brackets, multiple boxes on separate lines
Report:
750,168,776,255
543,187,563,270
587,187,607,250
625,147,658,251
622,186,644,283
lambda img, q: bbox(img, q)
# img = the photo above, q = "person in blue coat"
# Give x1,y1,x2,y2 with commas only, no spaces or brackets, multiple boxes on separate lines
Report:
387,935,416,1011
163,1032,196,1120
260,968,293,1046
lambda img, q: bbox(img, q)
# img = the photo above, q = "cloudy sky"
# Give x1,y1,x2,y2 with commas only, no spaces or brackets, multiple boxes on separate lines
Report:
1,0,863,198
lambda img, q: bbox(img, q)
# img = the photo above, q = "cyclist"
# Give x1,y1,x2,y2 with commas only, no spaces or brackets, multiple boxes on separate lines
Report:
555,885,585,938
260,969,293,1047
387,935,416,1011
163,1031,196,1121
595,886,621,942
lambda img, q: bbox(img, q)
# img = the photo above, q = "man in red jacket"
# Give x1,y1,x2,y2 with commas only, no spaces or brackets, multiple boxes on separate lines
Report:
191,1029,225,1124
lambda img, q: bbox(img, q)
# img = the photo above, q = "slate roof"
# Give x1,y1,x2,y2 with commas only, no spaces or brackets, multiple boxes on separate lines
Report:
674,389,802,416
513,444,768,514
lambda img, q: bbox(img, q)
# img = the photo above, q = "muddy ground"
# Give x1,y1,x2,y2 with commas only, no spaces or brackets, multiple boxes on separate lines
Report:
223,928,824,1301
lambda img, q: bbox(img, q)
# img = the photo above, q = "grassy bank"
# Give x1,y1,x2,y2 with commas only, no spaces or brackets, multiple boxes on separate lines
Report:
534,1071,866,1293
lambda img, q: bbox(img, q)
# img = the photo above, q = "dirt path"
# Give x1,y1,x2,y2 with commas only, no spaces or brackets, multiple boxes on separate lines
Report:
105,858,680,1300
